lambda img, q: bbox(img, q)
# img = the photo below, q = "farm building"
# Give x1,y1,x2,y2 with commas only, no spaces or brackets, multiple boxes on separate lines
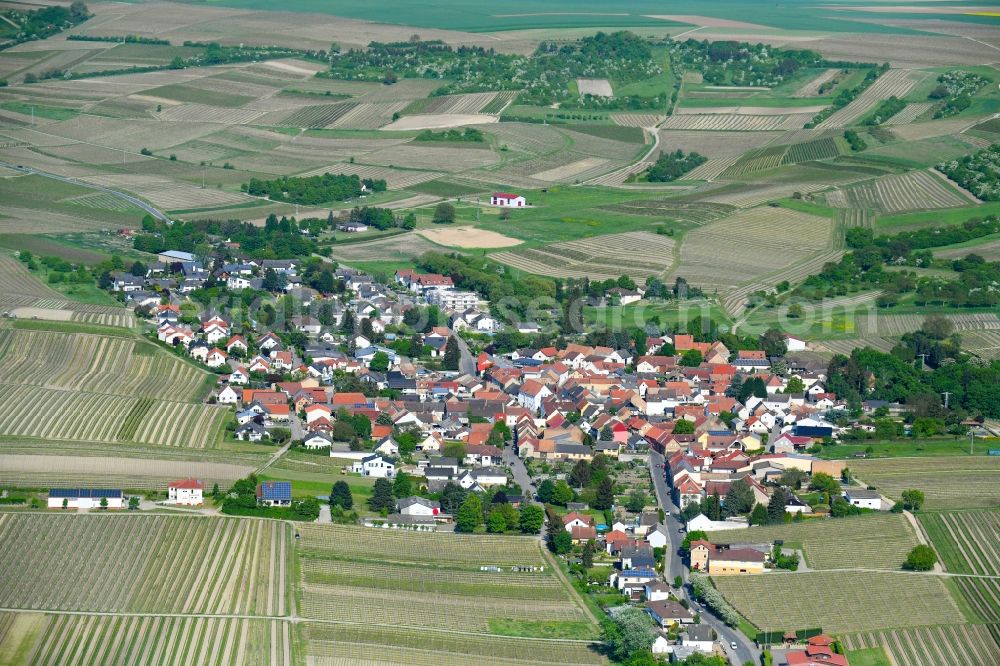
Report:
257,481,292,507
168,478,204,506
843,488,883,510
48,488,123,510
491,192,526,208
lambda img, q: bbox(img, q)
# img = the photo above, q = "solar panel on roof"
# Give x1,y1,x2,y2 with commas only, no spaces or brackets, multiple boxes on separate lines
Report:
49,488,122,499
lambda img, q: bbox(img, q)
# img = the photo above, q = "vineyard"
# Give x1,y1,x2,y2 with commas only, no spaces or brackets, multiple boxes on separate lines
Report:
721,137,841,177
852,457,1000,509
841,624,1000,666
919,509,1000,622
599,200,734,224
709,514,920,571
854,312,1000,337
713,571,961,633
0,328,209,400
491,231,675,280
21,615,292,666
0,384,226,448
667,207,836,295
659,113,811,131
297,524,599,662
884,102,934,126
960,329,1000,360
830,169,972,213
0,514,290,615
816,69,927,129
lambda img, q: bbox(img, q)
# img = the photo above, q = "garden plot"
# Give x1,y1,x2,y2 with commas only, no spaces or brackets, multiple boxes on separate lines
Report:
158,103,267,125
668,207,836,294
659,114,811,131
577,78,613,97
816,69,928,129
842,625,1000,666
884,102,934,126
0,514,289,615
855,312,1000,337
710,515,919,571
852,456,1000,510
0,453,254,491
492,231,675,281
828,169,970,213
714,571,961,633
612,113,664,128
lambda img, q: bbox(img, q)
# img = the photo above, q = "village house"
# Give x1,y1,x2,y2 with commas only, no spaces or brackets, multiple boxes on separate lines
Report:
490,192,526,208
351,454,396,478
168,478,204,506
645,599,695,628
256,481,291,507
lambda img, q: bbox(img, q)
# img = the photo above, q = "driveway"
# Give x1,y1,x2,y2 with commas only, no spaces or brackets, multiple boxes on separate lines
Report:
648,451,761,666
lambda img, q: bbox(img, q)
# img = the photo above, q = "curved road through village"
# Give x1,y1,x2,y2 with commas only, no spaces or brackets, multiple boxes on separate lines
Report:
649,450,761,666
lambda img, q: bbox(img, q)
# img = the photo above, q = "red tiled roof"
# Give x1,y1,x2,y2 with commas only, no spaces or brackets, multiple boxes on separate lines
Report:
170,478,204,490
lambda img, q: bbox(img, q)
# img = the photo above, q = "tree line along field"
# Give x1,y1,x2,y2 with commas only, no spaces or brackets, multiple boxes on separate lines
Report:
296,524,602,662
0,514,290,616
709,514,920,571
851,457,1000,510
713,570,962,634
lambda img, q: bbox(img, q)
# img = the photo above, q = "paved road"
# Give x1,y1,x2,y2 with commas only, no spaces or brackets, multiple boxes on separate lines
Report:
503,446,536,499
648,451,760,666
1,160,169,221
450,327,476,375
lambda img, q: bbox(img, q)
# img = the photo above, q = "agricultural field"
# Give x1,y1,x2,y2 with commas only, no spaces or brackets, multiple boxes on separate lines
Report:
851,456,1000,510
919,509,1000,622
827,170,973,214
491,231,675,280
959,329,1000,360
816,69,928,129
709,514,920,571
841,625,1000,666
296,524,602,663
713,570,961,633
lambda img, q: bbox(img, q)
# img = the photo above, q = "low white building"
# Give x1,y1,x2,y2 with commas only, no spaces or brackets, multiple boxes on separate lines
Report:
48,488,123,510
490,192,526,208
843,488,883,510
398,496,441,517
351,454,396,478
168,478,204,506
686,514,749,533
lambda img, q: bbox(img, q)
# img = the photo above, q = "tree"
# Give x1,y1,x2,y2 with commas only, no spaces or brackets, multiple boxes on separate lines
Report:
569,459,592,488
442,336,460,371
369,351,390,372
99,497,109,510
368,478,394,512
537,479,555,504
128,496,140,511
749,502,768,526
440,482,467,514
551,480,574,506
626,489,648,513
784,376,806,394
519,503,544,533
550,529,572,554
738,376,768,402
767,487,788,524
703,491,722,521
904,544,937,571
455,494,482,533
581,539,596,568
722,479,755,516
292,497,321,521
329,481,353,510
760,327,788,357
211,483,221,498
779,468,807,489
593,476,615,510
901,489,925,511
432,202,456,224
808,472,840,497
62,497,68,510
922,315,955,340
673,419,695,435
602,607,658,662
680,349,703,367
599,424,614,441
392,471,413,498
487,510,507,533
442,441,465,461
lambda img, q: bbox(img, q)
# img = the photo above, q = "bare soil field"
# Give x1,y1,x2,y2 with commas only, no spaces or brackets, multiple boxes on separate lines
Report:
577,78,613,97
382,113,499,131
417,226,522,248
530,156,610,182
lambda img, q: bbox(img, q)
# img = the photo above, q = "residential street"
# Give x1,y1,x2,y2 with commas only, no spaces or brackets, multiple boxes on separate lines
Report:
450,328,477,375
648,451,760,666
503,445,536,499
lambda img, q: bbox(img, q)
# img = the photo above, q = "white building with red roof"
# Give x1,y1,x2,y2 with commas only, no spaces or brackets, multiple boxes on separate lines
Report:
168,478,205,505
490,192,526,208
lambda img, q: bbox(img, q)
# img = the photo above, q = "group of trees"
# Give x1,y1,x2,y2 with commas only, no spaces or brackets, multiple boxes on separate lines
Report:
669,37,824,87
938,144,1000,202
641,149,707,182
242,173,386,205
543,453,615,510
325,32,664,108
342,205,414,231
930,70,990,119
220,475,319,521
2,1,89,47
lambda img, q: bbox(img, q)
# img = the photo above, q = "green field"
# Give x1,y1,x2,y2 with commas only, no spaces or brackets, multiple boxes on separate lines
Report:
844,647,892,666
851,456,1000,510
